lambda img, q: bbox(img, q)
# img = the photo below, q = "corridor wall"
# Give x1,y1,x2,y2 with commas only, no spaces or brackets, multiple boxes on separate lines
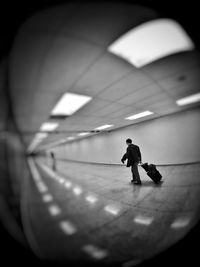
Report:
52,107,200,165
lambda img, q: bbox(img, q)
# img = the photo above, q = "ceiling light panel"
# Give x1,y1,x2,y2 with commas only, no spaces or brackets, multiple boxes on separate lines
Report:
125,111,153,120
67,137,75,140
176,93,200,106
51,92,92,116
40,122,58,131
108,19,194,68
78,132,90,136
94,124,113,130
35,132,49,140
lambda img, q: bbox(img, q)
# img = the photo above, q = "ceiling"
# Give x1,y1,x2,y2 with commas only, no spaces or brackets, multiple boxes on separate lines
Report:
0,61,7,131
7,1,200,150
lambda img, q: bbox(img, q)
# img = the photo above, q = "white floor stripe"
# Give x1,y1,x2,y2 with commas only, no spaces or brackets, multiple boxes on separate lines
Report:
73,186,83,195
104,205,120,215
171,217,191,228
85,195,98,204
65,181,72,188
58,178,65,184
42,194,53,203
28,158,41,182
82,245,108,259
28,158,49,193
36,181,48,193
59,221,77,235
48,205,61,216
133,215,153,225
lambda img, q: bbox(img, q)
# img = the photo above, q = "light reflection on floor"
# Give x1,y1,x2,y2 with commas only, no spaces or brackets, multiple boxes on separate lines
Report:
25,157,200,265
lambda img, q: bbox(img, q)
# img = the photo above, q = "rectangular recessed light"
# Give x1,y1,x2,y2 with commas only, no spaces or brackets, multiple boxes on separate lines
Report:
40,122,58,131
78,132,90,136
125,111,153,120
67,136,75,140
108,19,194,68
51,92,92,116
35,132,49,140
94,124,113,130
176,93,200,106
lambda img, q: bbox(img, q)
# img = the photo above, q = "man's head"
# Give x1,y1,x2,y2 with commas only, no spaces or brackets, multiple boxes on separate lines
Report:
126,138,132,146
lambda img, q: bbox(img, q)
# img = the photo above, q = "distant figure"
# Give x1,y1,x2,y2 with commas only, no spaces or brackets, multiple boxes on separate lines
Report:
50,152,56,171
121,138,142,185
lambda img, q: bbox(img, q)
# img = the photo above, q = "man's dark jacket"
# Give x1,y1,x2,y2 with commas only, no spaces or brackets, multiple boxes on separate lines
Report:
121,144,142,167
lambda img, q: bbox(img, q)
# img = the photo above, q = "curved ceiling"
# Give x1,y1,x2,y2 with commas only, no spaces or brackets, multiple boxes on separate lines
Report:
8,2,200,151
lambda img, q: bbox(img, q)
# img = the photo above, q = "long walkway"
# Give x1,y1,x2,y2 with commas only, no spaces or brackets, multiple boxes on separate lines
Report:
25,157,200,266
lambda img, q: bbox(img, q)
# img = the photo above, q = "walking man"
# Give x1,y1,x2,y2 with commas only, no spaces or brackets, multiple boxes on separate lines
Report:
121,138,142,185
50,151,56,171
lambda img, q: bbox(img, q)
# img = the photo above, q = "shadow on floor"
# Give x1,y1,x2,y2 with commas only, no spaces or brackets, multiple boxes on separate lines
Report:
130,180,164,187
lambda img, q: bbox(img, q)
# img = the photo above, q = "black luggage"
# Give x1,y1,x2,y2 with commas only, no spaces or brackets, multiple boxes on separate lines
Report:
141,163,162,183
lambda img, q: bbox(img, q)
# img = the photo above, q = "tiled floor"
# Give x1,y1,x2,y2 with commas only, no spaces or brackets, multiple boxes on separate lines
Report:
24,157,200,266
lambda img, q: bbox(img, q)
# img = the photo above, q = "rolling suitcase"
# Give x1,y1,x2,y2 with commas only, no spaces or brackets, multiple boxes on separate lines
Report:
141,163,162,183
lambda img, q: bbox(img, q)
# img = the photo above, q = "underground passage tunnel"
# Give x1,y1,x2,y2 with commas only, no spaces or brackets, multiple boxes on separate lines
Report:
1,1,200,267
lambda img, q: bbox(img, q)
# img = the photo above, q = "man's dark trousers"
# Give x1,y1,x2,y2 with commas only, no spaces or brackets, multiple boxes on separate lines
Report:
131,162,141,183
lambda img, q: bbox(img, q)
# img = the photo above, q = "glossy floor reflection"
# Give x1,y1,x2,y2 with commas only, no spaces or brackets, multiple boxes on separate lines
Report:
25,157,200,266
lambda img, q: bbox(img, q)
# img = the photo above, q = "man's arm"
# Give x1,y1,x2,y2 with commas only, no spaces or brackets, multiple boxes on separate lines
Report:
126,146,131,158
121,153,127,163
122,146,131,163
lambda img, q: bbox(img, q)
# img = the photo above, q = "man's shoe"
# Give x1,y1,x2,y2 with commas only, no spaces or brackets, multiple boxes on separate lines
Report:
133,181,142,185
131,179,137,183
